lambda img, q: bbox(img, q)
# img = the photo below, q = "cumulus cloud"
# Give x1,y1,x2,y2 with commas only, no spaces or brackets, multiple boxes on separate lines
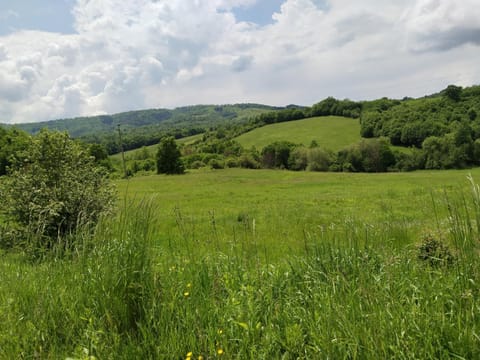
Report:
403,0,480,52
0,0,479,123
0,44,7,61
231,55,253,72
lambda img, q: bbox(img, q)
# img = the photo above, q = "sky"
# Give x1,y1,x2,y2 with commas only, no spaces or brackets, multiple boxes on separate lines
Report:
0,0,479,124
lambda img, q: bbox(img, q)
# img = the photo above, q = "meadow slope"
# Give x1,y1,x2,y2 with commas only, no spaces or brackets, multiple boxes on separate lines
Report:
235,116,361,151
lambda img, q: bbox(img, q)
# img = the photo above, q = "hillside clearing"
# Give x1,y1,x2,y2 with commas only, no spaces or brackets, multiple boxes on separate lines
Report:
235,116,361,151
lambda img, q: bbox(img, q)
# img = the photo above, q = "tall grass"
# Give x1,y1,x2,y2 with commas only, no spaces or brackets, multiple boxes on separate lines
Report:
0,179,479,358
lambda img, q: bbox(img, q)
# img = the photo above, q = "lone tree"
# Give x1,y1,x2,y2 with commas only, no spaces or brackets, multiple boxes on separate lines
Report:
156,136,184,174
0,130,115,250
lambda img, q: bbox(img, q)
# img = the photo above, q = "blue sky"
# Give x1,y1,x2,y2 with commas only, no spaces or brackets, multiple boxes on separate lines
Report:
0,0,76,35
0,0,285,35
232,1,283,25
0,0,479,123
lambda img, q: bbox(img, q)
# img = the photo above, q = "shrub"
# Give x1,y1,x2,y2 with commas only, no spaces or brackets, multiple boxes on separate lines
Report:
238,154,260,169
190,160,206,169
289,147,308,171
209,158,225,169
417,234,455,267
225,157,239,168
307,147,334,171
0,130,115,252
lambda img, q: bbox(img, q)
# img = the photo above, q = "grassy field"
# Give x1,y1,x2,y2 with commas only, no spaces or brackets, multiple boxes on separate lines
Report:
1,168,480,358
235,116,361,151
115,168,478,258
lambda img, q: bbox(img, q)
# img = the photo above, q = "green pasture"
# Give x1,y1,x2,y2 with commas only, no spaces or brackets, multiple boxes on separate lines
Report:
115,167,480,259
235,116,361,151
2,167,480,358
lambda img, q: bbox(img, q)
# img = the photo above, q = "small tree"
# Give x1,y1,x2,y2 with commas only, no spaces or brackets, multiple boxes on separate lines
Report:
156,136,184,174
0,130,115,250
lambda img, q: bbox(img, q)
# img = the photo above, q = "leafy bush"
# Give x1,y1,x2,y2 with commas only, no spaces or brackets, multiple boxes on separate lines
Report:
209,158,225,169
417,234,455,267
261,141,296,169
190,160,206,169
0,130,115,251
337,138,395,172
225,157,239,168
307,147,334,171
288,147,308,171
238,154,260,169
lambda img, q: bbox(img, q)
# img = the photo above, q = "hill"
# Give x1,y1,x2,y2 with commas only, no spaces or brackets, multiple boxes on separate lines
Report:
235,116,360,151
4,104,284,153
11,104,282,137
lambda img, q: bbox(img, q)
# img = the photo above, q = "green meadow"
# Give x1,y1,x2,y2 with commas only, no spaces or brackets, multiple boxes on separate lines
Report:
1,168,480,358
115,168,479,256
235,116,361,150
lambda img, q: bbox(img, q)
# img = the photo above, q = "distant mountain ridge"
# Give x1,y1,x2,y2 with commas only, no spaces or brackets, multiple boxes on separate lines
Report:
4,103,284,138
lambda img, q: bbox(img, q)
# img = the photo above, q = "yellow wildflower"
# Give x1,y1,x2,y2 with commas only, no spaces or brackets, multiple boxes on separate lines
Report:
217,348,224,356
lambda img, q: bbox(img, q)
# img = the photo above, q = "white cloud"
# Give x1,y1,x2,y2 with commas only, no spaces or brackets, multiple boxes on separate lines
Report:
0,0,479,123
403,0,480,52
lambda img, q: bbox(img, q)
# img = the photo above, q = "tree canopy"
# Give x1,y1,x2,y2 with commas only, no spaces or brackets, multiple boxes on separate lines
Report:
156,136,185,175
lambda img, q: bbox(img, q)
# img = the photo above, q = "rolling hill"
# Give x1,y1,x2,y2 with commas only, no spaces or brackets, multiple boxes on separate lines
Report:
235,116,361,151
9,104,282,138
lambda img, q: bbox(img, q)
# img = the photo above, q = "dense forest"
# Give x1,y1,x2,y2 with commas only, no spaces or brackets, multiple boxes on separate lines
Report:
359,85,480,169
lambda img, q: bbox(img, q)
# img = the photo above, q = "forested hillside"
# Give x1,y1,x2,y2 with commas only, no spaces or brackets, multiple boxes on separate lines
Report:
4,104,282,153
360,85,480,169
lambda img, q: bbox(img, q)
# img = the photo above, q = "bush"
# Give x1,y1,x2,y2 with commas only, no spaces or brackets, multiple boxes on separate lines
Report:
0,130,115,252
337,138,395,172
225,157,239,168
307,147,334,171
417,234,455,267
190,160,206,169
209,158,225,169
289,147,308,171
238,154,260,169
